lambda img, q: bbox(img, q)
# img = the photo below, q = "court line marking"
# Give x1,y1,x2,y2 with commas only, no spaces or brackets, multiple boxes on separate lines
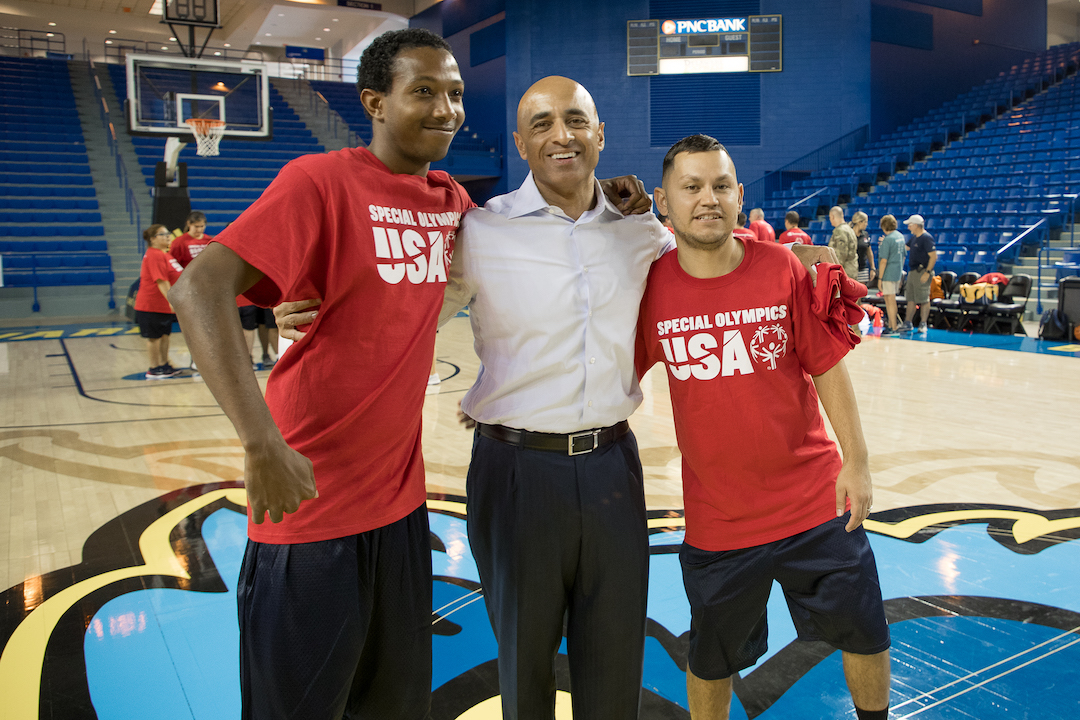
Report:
433,587,484,618
892,624,1080,712
895,635,1080,718
433,593,486,625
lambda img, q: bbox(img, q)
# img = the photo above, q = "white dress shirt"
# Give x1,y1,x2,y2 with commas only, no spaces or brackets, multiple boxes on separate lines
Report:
441,172,673,433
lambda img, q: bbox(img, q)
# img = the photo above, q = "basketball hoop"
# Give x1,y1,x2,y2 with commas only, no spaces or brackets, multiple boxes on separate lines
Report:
185,118,226,157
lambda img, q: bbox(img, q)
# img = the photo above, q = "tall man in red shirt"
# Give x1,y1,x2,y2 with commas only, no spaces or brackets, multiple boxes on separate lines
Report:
170,29,473,719
637,135,891,720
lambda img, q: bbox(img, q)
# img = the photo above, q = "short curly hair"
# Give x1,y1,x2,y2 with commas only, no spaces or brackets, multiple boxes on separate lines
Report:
356,28,452,102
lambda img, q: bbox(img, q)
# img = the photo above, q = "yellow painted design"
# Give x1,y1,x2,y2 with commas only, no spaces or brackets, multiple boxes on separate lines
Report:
1045,344,1080,352
456,690,574,719
0,487,247,720
864,509,1080,545
428,499,467,515
12,330,64,340
647,516,685,529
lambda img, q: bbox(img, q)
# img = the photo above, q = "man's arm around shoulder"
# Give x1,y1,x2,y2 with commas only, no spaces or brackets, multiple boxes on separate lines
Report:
169,243,317,524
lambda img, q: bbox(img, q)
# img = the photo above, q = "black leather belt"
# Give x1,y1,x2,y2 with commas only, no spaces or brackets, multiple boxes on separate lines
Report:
478,420,630,456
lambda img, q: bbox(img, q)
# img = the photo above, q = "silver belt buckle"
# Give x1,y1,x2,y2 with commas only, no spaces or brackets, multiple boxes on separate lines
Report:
568,429,600,455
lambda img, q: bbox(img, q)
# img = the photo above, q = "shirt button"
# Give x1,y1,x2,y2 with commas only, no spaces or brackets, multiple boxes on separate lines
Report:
588,401,593,407
583,267,589,274
590,357,595,364
588,311,593,317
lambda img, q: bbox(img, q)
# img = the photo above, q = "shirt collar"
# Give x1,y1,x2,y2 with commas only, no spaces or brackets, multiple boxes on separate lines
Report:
507,172,621,222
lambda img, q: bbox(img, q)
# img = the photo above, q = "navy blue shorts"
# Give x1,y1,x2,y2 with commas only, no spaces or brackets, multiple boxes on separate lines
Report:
238,305,258,330
680,514,890,681
237,502,433,719
135,310,174,339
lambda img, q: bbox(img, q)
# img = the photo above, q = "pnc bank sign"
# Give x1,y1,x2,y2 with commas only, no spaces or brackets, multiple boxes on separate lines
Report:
661,18,747,35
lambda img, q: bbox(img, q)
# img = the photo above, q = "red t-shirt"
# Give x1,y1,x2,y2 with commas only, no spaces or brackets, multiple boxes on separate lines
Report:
732,227,756,242
635,241,851,551
750,219,776,243
170,233,213,268
778,227,812,245
215,146,474,544
134,248,182,313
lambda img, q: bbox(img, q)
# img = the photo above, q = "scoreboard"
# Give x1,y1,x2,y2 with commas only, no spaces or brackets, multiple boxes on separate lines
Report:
627,15,782,76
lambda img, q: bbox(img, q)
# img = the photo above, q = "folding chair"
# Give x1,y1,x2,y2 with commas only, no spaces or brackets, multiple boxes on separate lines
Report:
981,274,1033,335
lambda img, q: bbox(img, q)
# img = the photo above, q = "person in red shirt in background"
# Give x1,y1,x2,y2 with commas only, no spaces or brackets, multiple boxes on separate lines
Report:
778,210,812,245
748,207,777,243
733,211,756,241
134,224,183,379
168,211,211,266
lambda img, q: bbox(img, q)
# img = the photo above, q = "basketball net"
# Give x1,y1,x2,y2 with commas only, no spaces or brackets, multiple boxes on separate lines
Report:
185,118,226,157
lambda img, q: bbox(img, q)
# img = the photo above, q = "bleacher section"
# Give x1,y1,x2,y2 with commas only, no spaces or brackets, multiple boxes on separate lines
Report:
308,79,502,178
108,63,324,234
844,44,1080,276
0,57,114,303
762,43,1080,278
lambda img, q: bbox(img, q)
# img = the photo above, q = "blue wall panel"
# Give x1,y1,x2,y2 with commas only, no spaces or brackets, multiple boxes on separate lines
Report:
870,0,1046,138
470,20,505,67
906,0,981,16
871,4,934,50
444,0,505,37
504,0,872,199
650,75,760,147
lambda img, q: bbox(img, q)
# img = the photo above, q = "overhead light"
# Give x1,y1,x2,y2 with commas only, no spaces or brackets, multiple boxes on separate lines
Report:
223,43,231,47
316,37,321,41
214,51,221,56
105,40,113,44
265,33,271,36
255,41,261,44
46,33,54,37
323,28,330,32
170,37,176,41
48,22,56,26
278,12,284,16
109,29,117,34
212,81,228,91
332,18,338,22
161,46,168,50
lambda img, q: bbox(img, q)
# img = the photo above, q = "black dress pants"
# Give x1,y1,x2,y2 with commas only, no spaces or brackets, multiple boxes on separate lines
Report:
466,428,649,720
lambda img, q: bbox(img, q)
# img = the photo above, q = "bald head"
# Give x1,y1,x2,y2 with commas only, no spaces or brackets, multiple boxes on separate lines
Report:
516,76,599,133
512,76,605,214
749,208,764,222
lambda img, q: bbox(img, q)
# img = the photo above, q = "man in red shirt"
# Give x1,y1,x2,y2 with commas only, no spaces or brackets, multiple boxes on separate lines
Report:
748,207,776,243
778,210,812,245
170,29,473,719
637,135,891,720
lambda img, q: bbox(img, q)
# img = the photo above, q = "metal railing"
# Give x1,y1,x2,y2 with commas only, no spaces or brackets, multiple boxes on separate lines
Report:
742,125,869,210
87,57,142,252
0,27,67,57
284,79,360,147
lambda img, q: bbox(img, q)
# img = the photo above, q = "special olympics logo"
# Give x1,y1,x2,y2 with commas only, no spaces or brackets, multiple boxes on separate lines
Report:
750,324,788,370
661,20,677,34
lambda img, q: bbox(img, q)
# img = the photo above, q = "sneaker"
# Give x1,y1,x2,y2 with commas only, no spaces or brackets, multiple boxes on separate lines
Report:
161,363,181,377
262,353,276,368
427,373,441,386
918,323,928,333
145,366,169,380
899,322,914,333
880,326,896,336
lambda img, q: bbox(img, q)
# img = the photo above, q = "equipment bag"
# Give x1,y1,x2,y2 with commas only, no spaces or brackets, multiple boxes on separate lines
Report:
1038,309,1068,341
